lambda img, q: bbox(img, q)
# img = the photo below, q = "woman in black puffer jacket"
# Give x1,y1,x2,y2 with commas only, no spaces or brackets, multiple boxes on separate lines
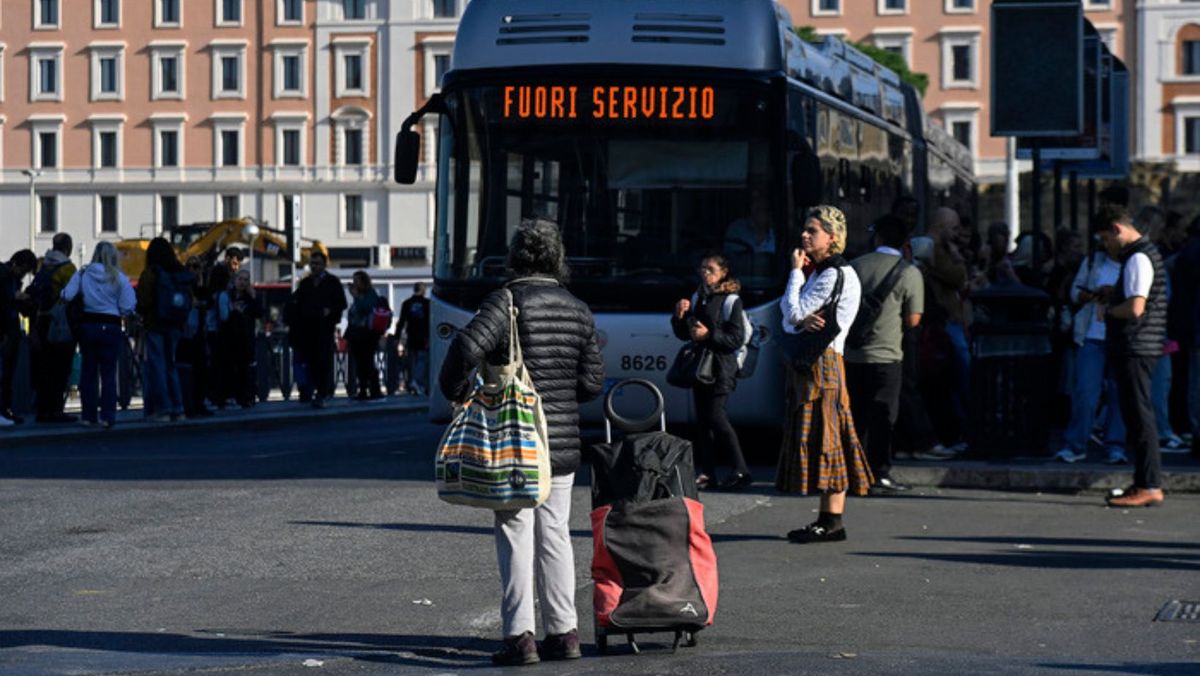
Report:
672,253,751,492
439,218,605,666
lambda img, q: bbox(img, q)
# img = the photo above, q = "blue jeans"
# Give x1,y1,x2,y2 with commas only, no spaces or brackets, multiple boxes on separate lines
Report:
144,329,183,416
944,321,971,429
406,349,429,395
1063,340,1125,453
1151,352,1176,439
79,322,124,425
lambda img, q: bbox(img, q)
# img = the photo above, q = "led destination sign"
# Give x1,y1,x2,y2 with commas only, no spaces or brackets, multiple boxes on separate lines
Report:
502,85,717,121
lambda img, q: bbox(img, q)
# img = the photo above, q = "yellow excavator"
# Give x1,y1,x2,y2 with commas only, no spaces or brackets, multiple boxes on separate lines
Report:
117,218,329,279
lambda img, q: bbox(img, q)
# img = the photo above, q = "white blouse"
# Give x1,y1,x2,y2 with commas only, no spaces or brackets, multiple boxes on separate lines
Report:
779,265,862,355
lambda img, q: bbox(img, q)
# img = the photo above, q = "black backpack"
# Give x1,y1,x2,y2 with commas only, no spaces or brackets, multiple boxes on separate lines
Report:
155,266,195,327
846,259,909,350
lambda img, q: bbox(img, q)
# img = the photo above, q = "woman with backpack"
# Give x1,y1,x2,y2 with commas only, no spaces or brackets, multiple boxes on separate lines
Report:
346,270,384,401
61,241,136,429
671,253,752,491
137,237,190,422
776,205,871,544
439,218,605,666
218,269,262,408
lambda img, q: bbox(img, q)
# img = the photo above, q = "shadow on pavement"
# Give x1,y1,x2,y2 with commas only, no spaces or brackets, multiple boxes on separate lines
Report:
0,629,492,670
290,519,594,540
1037,662,1199,676
896,536,1200,550
855,550,1200,571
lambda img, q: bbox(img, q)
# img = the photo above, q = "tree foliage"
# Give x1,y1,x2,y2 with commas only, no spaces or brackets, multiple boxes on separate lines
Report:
793,26,929,96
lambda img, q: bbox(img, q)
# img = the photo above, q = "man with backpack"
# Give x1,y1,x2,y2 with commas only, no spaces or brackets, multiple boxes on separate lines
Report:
137,237,194,421
845,215,924,494
395,282,431,396
26,234,78,423
290,252,346,408
1,250,39,426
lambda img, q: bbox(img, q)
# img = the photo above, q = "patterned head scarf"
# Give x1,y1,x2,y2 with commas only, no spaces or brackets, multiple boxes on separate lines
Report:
806,205,848,255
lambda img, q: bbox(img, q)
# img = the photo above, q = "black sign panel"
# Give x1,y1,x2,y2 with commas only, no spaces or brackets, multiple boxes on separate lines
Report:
991,1,1082,136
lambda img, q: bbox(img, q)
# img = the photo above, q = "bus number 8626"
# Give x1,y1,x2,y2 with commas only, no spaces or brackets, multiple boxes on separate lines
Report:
621,355,668,371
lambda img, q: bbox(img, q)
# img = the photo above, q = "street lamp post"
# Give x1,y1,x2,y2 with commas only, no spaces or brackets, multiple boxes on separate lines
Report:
21,169,42,251
244,222,260,283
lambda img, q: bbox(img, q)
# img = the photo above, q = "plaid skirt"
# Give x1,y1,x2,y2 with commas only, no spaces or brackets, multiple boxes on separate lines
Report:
775,348,874,496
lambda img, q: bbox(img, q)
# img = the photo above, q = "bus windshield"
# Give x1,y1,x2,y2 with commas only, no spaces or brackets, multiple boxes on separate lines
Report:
434,78,785,311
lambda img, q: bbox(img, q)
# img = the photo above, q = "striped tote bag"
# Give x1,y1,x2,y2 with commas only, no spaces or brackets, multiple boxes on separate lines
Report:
435,289,551,509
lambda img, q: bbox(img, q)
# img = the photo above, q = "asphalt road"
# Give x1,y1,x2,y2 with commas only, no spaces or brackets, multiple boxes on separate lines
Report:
1,411,1198,675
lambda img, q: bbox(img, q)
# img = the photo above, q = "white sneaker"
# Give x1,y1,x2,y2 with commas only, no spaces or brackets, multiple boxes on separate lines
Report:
913,444,957,461
0,415,13,428
1160,435,1188,454
1105,449,1130,465
1054,448,1087,463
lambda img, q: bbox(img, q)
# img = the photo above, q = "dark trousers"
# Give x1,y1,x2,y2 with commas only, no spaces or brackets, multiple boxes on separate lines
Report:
32,318,74,418
78,322,123,425
692,389,748,478
894,327,939,454
1113,354,1162,489
303,331,335,400
846,360,904,479
1,331,20,411
178,334,209,413
349,332,382,396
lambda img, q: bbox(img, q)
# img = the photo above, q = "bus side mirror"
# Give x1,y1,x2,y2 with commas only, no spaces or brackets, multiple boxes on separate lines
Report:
394,130,421,185
791,150,823,210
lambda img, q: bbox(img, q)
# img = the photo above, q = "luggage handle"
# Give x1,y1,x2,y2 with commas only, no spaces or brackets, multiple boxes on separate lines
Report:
604,378,666,441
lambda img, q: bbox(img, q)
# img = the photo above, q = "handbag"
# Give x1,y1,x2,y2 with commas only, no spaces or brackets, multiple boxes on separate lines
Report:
777,266,844,372
666,342,715,388
435,288,552,509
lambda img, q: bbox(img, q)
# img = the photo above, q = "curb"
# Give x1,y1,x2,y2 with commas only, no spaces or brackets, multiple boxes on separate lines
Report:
0,399,430,450
891,460,1200,494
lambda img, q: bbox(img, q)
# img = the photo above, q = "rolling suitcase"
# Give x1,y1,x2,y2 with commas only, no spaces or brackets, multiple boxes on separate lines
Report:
589,379,719,654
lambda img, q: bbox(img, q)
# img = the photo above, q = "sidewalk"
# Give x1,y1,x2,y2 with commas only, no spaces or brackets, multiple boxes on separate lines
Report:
0,394,430,450
890,452,1200,493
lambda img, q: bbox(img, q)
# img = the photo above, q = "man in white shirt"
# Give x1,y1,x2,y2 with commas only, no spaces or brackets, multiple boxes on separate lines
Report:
1094,206,1169,507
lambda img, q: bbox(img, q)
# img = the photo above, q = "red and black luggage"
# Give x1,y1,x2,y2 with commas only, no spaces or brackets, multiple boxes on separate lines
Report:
589,379,718,654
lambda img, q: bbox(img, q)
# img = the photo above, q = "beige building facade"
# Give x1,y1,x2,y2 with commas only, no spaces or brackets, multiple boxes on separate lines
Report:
0,0,445,273
785,0,1131,182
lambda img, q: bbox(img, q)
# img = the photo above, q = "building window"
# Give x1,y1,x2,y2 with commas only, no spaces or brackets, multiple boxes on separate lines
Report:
872,31,912,68
99,131,118,167
160,195,179,229
160,130,179,167
221,130,239,166
282,194,298,230
433,54,450,89
37,57,58,96
99,57,118,93
281,0,303,23
281,129,301,166
220,0,242,24
433,0,456,18
39,131,57,168
345,194,363,232
96,0,120,27
951,121,972,151
282,55,301,91
941,32,980,89
1186,117,1200,155
343,0,366,20
221,194,240,220
1084,0,1111,9
946,0,974,12
344,128,363,165
40,195,58,233
879,0,906,14
941,107,979,156
222,56,239,91
161,56,179,92
345,54,363,90
159,0,180,25
37,0,59,28
99,195,118,233
1184,41,1200,76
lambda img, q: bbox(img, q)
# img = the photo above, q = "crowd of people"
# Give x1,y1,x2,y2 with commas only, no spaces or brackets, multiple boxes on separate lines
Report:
0,237,434,428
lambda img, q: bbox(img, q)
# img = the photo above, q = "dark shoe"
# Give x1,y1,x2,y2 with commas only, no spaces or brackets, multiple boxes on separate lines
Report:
718,471,753,492
491,631,539,666
538,629,581,661
872,476,911,494
1106,487,1164,508
787,522,847,544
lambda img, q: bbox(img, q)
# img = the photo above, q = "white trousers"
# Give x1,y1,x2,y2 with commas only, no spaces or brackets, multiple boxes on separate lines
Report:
494,472,577,638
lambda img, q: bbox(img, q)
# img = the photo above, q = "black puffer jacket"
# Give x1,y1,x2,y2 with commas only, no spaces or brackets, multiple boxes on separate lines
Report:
439,277,606,475
671,283,747,395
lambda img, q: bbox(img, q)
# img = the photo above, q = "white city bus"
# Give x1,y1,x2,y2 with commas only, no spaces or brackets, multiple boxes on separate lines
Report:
395,0,975,425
